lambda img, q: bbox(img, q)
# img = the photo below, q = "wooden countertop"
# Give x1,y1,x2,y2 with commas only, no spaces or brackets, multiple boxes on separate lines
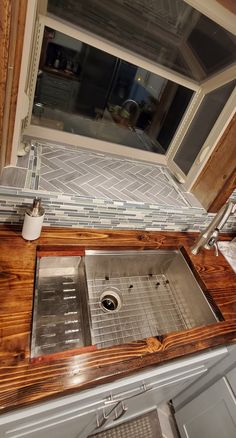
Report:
0,226,236,413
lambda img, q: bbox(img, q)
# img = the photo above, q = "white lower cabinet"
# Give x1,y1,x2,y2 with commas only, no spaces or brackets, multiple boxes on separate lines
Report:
175,377,236,438
174,346,236,438
12,409,98,438
0,347,227,438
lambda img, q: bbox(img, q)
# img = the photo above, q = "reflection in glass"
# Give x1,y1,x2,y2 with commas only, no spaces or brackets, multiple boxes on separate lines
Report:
32,28,193,154
47,0,236,81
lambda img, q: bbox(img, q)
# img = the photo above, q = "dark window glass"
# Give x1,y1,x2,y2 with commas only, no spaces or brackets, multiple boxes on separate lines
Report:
47,0,236,81
157,87,194,151
174,81,235,175
188,15,236,76
32,28,193,154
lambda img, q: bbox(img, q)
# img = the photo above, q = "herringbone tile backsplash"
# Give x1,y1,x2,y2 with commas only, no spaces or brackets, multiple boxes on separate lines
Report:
25,142,189,208
0,140,235,232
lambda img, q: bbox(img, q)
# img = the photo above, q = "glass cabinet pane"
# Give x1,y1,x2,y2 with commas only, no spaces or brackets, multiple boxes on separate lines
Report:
32,27,193,154
47,0,236,81
173,80,235,175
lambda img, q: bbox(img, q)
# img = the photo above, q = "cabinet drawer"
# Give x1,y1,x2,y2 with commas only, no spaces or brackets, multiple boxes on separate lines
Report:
104,363,209,404
0,401,104,438
42,74,72,91
99,366,207,432
2,409,103,438
39,95,68,109
40,87,69,99
95,365,207,431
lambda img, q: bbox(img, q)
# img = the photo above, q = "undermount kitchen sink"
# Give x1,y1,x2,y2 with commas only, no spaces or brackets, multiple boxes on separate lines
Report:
31,249,218,358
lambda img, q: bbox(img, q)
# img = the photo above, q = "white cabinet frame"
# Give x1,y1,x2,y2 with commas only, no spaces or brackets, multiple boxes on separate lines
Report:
0,347,227,438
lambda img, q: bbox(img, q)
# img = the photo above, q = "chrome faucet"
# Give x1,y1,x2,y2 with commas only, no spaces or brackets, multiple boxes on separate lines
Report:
121,99,140,126
191,201,236,256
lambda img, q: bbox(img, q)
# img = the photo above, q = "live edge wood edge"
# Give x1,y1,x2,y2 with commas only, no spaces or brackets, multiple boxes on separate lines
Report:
0,225,235,413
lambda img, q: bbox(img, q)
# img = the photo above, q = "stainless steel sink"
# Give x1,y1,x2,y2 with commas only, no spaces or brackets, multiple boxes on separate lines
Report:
31,249,218,358
31,255,91,358
85,250,218,348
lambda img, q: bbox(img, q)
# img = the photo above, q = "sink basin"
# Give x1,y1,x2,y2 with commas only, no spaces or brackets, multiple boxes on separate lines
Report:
31,249,218,358
85,250,218,348
31,255,91,358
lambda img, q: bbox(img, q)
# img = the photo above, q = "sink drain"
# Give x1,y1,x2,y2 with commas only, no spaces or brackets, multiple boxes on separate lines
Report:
100,288,122,313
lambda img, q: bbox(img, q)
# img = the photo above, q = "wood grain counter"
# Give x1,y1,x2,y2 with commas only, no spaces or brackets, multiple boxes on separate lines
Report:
0,226,235,413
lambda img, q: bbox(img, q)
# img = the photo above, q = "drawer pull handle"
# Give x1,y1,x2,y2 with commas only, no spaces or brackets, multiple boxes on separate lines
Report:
96,409,110,428
114,402,128,421
104,383,150,405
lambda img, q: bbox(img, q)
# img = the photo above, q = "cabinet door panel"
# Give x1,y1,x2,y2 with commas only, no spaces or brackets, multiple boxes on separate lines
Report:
175,377,236,438
102,366,207,430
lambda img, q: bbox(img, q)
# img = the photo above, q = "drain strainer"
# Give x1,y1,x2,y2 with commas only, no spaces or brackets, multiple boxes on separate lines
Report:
100,288,122,313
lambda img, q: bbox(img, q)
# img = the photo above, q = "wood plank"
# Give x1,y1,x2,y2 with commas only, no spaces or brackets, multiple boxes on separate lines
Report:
0,226,235,412
216,0,236,14
5,0,28,165
0,0,11,170
1,0,28,168
192,115,236,212
208,166,236,212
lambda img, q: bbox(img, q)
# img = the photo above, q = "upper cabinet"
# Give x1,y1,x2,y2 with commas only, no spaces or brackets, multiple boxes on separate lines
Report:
1,0,236,209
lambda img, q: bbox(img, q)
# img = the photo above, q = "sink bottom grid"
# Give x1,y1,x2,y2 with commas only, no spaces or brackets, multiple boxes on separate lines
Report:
87,273,194,348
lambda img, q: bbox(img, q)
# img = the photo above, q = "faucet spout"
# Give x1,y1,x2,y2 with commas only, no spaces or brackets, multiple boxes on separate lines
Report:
191,201,236,256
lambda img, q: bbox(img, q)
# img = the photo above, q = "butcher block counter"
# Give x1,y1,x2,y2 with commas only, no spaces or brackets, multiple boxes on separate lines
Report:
0,226,236,413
